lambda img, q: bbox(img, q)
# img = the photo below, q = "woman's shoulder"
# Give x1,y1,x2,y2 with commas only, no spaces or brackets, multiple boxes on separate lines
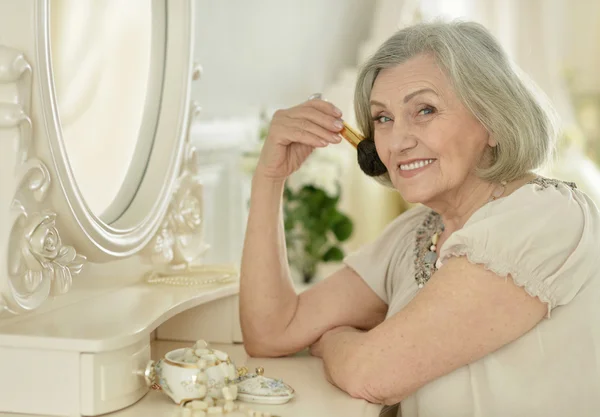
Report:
439,177,598,312
470,176,591,228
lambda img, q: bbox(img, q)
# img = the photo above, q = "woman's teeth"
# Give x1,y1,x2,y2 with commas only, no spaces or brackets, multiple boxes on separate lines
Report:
399,159,435,171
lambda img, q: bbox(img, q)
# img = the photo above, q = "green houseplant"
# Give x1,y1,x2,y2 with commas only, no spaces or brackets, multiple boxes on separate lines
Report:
244,111,354,283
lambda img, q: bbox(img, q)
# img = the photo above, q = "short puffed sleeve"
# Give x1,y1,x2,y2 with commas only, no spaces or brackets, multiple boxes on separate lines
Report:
438,179,598,314
343,205,429,304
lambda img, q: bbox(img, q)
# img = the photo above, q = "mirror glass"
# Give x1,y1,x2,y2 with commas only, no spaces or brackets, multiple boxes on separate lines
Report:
49,0,166,223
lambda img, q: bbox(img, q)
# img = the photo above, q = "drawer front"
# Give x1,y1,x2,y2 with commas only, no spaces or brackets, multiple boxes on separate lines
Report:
80,339,151,416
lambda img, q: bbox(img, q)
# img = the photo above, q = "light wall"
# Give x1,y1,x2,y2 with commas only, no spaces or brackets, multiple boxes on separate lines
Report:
192,0,376,119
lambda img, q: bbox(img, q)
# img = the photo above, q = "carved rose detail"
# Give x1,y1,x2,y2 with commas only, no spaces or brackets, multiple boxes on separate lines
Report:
147,226,175,265
21,212,86,295
170,172,203,234
144,142,208,268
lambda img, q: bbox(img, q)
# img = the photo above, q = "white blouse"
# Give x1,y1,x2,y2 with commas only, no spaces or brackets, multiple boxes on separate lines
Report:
343,178,600,417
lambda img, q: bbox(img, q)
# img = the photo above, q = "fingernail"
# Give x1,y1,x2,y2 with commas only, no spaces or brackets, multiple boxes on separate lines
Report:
333,120,344,130
334,107,343,117
320,140,329,146
331,134,342,143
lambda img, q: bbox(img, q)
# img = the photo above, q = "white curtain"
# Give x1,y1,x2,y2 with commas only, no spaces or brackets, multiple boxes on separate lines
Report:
329,0,600,252
434,0,600,203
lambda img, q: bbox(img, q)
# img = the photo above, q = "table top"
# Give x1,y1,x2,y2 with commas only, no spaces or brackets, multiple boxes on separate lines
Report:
142,341,382,417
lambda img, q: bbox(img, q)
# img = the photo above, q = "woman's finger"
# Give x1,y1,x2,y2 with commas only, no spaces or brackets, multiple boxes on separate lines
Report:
284,117,342,144
270,120,330,148
288,106,344,135
304,98,343,118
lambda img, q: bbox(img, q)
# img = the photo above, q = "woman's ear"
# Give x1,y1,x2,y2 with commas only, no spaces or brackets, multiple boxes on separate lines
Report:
488,135,498,147
357,139,388,176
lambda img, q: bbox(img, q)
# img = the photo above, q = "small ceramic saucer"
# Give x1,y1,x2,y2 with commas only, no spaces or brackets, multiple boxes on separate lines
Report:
235,373,295,405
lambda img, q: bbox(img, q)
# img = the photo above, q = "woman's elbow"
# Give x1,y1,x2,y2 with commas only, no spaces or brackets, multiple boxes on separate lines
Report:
242,336,299,358
344,363,409,406
243,339,278,358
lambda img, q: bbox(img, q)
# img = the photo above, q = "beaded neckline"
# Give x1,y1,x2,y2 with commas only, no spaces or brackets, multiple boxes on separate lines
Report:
412,177,577,288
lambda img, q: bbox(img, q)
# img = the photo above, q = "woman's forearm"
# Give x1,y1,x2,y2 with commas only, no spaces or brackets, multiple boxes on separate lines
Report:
239,174,299,355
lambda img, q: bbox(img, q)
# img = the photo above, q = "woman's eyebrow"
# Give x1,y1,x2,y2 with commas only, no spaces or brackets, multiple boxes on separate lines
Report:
403,88,437,103
370,88,438,109
369,99,387,108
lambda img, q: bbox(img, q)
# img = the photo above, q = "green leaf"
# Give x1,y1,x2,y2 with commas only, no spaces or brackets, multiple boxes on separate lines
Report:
331,213,353,241
283,185,295,201
322,246,344,262
306,234,327,257
283,216,295,232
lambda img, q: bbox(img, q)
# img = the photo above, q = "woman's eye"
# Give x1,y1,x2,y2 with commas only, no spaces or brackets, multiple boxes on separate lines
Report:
418,106,435,116
373,115,392,124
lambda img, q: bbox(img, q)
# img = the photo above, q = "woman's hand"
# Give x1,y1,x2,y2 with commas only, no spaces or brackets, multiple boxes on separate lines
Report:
255,99,344,181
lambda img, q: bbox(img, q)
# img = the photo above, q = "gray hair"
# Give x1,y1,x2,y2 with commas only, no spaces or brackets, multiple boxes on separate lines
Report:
354,20,558,185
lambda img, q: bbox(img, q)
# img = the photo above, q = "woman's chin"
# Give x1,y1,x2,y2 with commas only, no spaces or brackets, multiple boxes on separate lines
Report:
392,178,435,205
393,186,427,204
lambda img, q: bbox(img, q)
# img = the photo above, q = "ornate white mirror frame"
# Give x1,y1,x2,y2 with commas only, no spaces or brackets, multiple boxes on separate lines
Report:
0,1,244,416
0,0,207,316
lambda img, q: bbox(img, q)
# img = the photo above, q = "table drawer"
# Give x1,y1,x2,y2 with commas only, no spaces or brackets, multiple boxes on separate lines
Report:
80,339,151,416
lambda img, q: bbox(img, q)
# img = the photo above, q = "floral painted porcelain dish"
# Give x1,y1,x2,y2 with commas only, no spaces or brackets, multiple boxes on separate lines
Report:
145,340,295,412
236,370,295,405
145,341,239,404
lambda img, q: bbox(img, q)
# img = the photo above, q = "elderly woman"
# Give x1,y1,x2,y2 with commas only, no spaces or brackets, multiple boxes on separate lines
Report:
239,21,600,417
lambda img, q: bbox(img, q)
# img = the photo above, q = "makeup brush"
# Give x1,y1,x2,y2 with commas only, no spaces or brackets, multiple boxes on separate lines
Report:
339,121,364,148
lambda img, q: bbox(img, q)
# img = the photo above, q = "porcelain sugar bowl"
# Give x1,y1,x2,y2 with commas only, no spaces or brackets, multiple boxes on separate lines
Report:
144,340,239,405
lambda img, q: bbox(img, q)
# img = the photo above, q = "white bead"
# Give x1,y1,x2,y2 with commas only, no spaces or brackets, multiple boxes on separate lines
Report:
196,359,208,370
418,283,424,288
224,401,236,412
195,348,211,356
202,353,217,363
222,387,233,401
194,340,209,349
213,350,229,361
430,245,436,251
227,364,237,380
229,384,238,399
217,362,230,378
207,406,223,414
192,411,206,417
196,384,207,398
181,408,192,417
190,400,208,410
205,397,215,407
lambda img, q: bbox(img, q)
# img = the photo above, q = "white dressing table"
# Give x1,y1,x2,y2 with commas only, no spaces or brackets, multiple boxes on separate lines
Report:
0,281,380,417
0,1,381,416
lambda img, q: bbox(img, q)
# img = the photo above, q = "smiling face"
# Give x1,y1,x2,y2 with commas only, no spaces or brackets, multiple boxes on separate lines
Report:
370,54,496,204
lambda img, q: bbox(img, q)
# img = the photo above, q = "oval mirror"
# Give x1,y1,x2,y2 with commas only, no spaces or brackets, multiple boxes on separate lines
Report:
33,0,194,260
49,0,165,224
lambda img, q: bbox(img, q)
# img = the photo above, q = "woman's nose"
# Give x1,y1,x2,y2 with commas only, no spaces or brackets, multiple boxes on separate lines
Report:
389,124,418,154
